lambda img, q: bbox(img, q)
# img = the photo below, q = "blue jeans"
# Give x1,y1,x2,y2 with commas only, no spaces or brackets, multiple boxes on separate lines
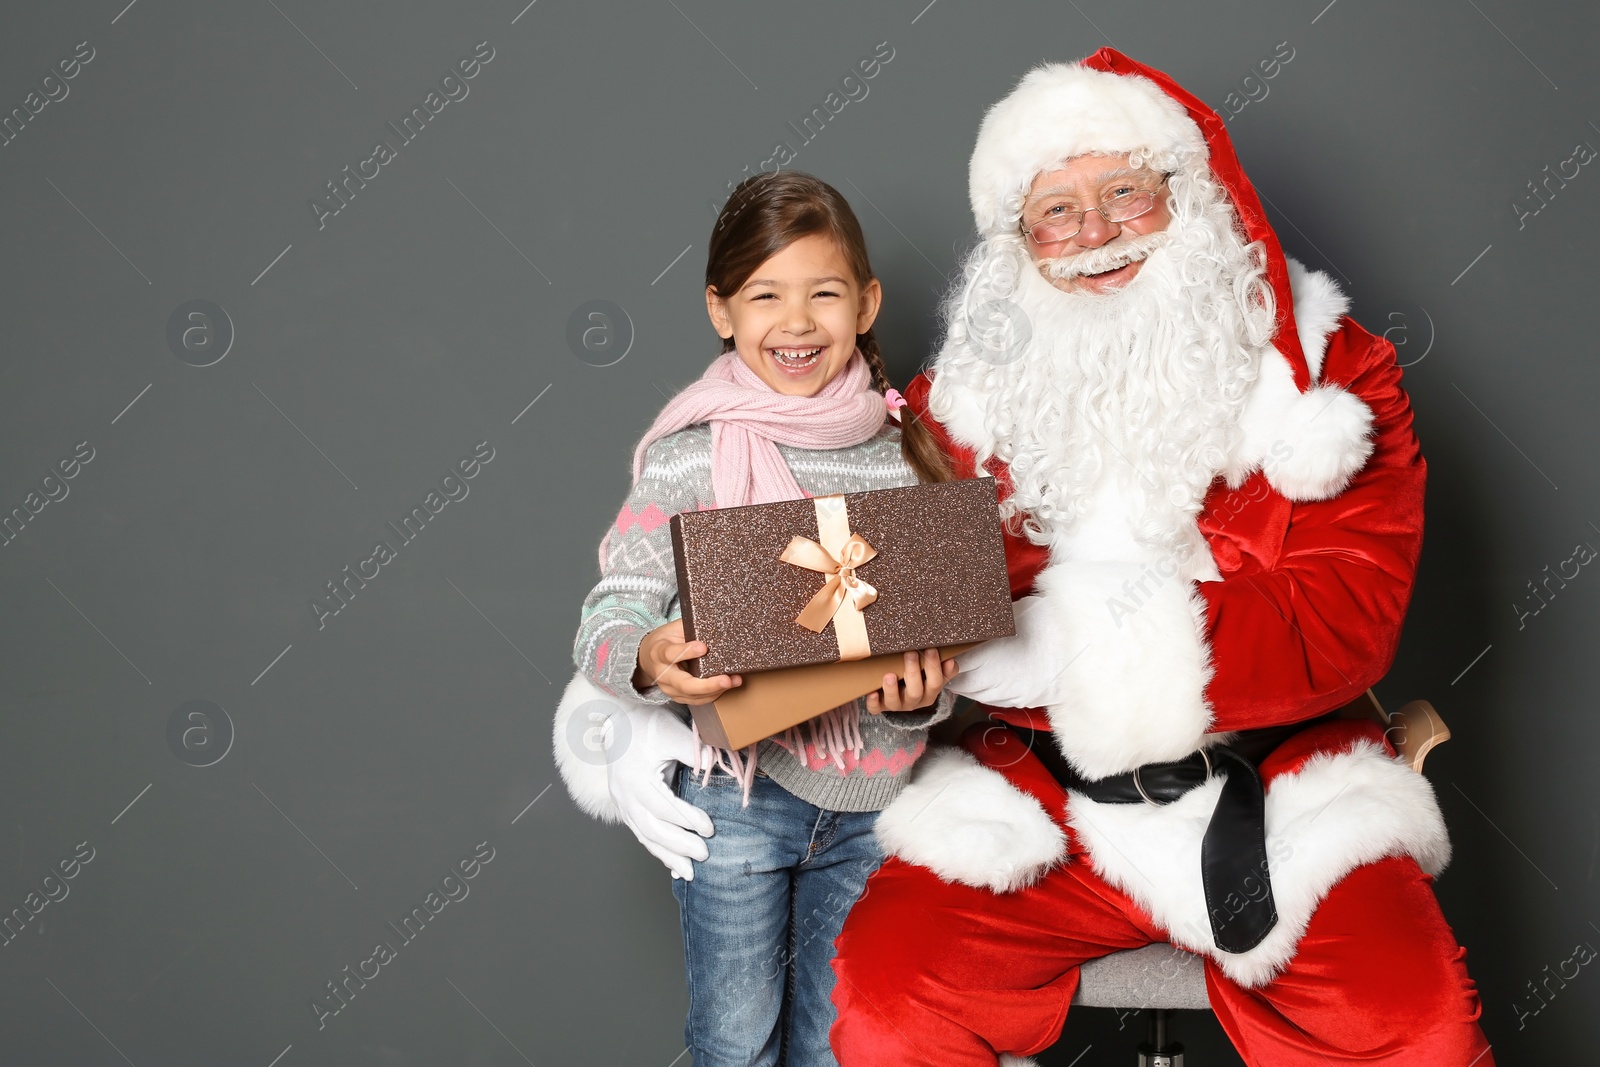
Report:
670,763,885,1067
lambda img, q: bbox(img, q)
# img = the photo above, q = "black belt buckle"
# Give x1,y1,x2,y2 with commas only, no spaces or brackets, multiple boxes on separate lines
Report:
1132,747,1212,805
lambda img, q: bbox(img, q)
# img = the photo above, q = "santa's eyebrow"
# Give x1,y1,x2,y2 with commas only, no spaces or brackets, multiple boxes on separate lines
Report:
1025,167,1149,204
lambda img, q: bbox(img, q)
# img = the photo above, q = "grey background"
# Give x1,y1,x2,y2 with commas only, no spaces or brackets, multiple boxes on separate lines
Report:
0,0,1594,1063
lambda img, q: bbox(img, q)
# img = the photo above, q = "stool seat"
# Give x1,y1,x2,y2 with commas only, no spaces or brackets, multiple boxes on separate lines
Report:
1072,944,1210,1010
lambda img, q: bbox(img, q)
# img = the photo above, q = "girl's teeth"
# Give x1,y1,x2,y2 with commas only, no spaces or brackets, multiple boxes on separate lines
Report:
771,347,823,366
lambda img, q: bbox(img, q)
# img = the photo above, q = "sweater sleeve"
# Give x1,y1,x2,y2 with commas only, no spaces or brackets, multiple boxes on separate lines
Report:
878,686,958,731
571,432,706,705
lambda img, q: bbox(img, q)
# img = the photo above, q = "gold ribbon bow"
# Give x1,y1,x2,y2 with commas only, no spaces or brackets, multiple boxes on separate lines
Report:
778,494,879,661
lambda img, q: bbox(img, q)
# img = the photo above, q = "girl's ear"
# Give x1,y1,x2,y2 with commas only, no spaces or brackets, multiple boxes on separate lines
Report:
706,286,734,341
855,277,883,336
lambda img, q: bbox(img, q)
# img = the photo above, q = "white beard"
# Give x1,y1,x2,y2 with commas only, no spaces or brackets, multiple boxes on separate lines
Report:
929,163,1278,557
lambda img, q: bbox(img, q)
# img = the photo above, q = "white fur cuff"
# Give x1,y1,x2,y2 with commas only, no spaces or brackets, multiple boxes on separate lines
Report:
1033,559,1214,779
552,671,635,824
875,747,1067,893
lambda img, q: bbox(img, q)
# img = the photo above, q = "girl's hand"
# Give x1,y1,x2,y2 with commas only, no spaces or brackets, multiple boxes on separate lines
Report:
633,618,742,706
865,648,958,713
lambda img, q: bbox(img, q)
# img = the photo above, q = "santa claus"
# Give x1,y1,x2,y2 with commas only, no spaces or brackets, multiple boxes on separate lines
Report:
827,50,1494,1065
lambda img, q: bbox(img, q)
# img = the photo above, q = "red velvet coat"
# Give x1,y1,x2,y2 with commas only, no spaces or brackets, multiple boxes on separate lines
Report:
903,311,1425,745
876,310,1451,988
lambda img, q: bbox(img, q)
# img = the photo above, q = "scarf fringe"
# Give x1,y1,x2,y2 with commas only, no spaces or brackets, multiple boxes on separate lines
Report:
691,702,865,808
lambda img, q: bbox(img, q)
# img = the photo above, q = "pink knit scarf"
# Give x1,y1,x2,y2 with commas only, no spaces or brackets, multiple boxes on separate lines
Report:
631,348,887,509
633,348,890,806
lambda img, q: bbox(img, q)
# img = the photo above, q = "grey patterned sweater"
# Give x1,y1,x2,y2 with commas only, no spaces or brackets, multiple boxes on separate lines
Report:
572,421,955,813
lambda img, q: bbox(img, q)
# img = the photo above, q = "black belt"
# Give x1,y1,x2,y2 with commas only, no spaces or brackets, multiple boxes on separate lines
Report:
1001,713,1337,955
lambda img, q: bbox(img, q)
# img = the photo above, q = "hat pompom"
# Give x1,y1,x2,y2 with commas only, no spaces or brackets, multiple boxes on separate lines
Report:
1226,260,1374,500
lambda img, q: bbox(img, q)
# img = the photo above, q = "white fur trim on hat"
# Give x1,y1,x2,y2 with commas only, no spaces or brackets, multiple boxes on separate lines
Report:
1225,258,1376,501
875,746,1067,893
969,62,1206,238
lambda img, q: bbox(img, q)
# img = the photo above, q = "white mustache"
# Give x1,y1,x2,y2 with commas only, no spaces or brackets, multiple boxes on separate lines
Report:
1041,230,1171,281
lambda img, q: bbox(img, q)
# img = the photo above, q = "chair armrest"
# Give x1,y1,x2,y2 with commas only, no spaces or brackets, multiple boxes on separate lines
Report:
1334,689,1450,773
1386,699,1451,773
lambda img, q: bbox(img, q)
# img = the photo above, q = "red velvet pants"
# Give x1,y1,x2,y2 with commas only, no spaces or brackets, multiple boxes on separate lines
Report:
829,753,1493,1064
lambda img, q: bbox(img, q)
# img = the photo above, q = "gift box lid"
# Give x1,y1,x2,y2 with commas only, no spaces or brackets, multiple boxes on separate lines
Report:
670,476,1016,678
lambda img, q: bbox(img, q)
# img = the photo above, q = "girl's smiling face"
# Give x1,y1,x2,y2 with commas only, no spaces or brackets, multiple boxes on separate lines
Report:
706,233,882,397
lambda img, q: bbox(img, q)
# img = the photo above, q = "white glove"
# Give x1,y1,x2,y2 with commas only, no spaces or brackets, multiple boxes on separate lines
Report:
946,595,1070,709
604,702,715,881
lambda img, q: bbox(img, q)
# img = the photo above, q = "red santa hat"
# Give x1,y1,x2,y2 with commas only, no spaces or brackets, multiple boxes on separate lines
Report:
966,49,1374,501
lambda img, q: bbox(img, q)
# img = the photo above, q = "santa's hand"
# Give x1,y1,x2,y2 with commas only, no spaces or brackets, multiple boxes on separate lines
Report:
605,702,716,881
947,596,1067,708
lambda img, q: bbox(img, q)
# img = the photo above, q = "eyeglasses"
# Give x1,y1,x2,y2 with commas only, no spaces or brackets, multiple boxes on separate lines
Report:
1018,174,1170,245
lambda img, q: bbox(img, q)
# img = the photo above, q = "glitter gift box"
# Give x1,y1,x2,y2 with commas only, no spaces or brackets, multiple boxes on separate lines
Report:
668,476,1016,749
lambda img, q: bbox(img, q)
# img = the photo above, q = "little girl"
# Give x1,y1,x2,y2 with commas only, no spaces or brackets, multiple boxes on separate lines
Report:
569,171,957,1066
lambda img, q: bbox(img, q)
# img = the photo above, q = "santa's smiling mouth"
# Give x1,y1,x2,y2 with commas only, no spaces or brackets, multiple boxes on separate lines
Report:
1063,260,1143,293
1044,230,1171,285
